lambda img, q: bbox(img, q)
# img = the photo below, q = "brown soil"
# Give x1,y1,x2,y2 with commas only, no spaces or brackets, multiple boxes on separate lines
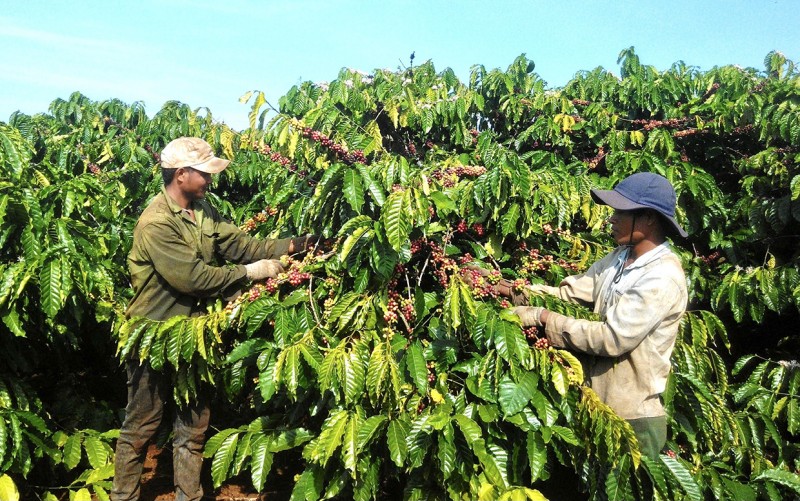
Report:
141,444,292,501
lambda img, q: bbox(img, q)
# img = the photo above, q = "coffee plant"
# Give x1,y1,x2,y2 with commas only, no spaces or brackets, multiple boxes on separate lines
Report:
1,49,799,500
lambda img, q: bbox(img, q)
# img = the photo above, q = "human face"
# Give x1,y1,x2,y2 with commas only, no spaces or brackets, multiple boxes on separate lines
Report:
607,209,643,246
179,167,213,201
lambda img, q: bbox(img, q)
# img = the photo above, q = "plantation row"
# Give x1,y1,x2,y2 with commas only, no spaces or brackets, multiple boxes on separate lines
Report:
0,49,798,500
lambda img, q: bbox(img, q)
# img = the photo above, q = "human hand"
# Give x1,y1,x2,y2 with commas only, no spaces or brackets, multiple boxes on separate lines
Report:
245,259,285,280
460,265,514,297
511,306,546,327
291,235,334,253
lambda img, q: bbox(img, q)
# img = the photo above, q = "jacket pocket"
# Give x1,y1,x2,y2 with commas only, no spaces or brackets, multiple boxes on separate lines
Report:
199,228,219,263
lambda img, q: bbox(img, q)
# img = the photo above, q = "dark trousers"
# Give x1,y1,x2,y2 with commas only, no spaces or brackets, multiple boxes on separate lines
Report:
628,415,667,460
111,362,210,501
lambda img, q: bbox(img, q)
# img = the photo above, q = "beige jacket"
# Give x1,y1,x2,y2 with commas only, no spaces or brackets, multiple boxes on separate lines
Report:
534,244,687,419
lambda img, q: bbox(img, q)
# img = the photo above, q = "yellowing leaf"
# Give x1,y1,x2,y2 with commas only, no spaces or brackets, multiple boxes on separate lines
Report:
550,363,567,396
0,475,19,501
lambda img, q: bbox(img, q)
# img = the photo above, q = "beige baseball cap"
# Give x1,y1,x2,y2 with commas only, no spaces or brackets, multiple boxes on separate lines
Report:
160,137,230,174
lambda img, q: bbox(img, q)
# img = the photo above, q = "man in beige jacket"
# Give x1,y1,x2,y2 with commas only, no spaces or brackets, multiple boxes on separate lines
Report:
513,172,688,459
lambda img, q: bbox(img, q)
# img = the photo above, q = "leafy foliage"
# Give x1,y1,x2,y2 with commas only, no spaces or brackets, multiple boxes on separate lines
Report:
0,51,799,499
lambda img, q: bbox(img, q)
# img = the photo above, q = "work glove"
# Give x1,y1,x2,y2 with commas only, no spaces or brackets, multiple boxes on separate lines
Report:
245,259,285,280
511,306,546,327
526,283,551,296
462,265,527,304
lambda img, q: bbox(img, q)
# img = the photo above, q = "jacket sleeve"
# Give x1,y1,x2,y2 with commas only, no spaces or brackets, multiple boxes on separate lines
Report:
203,204,292,264
543,272,684,357
139,221,248,297
209,215,292,263
523,254,609,305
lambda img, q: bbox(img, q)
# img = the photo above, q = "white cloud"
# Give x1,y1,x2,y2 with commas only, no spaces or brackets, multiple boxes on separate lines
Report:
0,20,151,57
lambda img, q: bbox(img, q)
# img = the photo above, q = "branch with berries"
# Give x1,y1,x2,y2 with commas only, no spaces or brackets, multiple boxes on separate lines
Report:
239,206,279,233
247,141,317,186
289,119,367,165
430,165,487,188
629,117,692,131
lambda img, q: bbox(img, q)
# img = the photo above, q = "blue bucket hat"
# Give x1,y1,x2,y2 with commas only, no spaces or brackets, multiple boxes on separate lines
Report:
590,172,688,238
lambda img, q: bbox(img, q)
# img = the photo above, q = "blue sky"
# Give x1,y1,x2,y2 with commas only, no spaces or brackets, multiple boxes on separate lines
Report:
1,0,798,131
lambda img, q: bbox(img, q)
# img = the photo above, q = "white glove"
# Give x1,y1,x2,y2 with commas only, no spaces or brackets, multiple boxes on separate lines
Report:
245,259,284,280
526,283,551,295
511,306,545,327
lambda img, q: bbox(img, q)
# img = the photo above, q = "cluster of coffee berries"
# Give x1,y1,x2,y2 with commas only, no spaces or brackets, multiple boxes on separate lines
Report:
410,238,429,255
263,278,279,293
632,118,689,131
247,283,268,301
512,278,530,291
405,141,417,156
533,337,550,350
384,290,416,329
240,206,279,232
673,128,707,138
585,146,606,170
571,98,591,106
523,326,539,341
454,220,486,236
427,241,459,287
88,163,101,175
701,82,721,101
699,251,722,267
750,81,767,94
407,237,462,289
286,267,311,286
427,361,436,384
431,165,487,188
143,144,160,163
385,291,401,323
249,141,316,185
462,268,497,299
292,120,367,165
518,246,580,277
400,298,415,324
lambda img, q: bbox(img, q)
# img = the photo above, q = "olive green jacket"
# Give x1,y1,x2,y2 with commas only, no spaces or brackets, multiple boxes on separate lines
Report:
126,189,291,321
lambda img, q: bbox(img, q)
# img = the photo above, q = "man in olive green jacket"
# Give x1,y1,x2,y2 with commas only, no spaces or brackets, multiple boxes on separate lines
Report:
112,137,314,501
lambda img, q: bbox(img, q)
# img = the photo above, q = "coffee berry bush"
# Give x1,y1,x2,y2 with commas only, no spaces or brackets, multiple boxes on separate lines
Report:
0,49,799,499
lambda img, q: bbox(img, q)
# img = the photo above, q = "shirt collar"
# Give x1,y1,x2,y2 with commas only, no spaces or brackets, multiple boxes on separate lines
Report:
626,242,671,269
161,186,202,215
160,187,204,227
161,186,184,214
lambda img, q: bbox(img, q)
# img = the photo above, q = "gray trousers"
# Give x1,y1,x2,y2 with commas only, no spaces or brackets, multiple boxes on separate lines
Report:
628,415,667,460
111,362,210,501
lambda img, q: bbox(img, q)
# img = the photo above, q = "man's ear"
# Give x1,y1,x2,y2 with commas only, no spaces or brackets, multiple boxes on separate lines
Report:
174,167,188,183
645,209,660,226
